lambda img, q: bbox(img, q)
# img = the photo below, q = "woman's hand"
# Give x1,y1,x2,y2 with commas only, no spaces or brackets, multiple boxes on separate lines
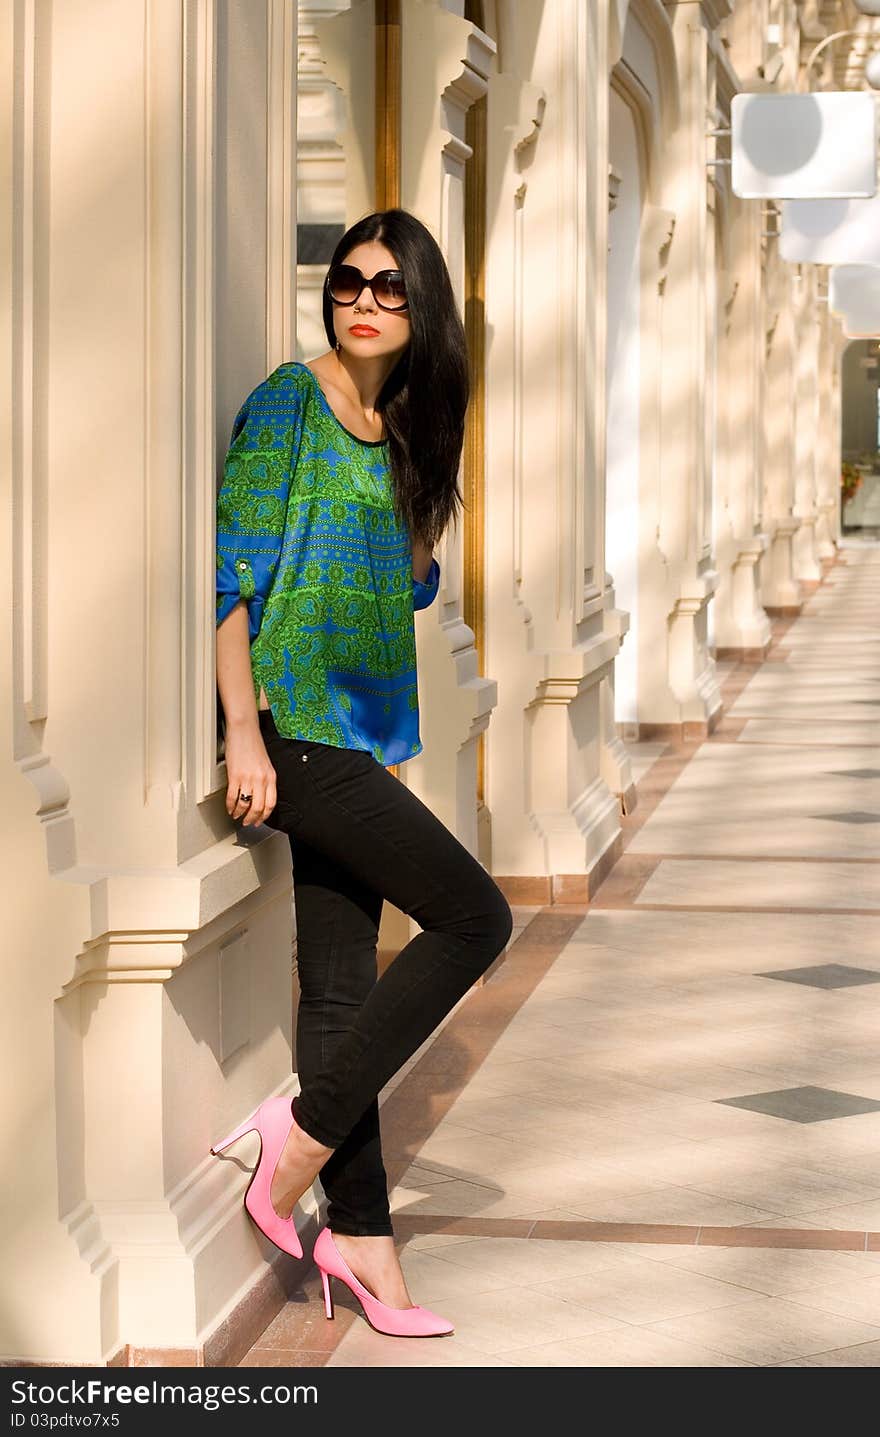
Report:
224,722,278,827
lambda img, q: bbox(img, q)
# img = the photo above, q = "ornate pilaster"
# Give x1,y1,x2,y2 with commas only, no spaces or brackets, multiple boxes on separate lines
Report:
814,302,842,560
389,0,498,858
761,268,803,614
3,0,305,1365
486,0,622,900
710,80,771,658
643,2,721,732
792,269,823,584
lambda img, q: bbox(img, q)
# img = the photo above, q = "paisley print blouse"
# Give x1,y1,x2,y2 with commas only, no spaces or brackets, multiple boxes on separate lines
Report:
216,361,440,766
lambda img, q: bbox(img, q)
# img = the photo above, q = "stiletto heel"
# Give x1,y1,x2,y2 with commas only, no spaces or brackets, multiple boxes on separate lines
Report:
312,1226,454,1338
211,1113,259,1154
321,1268,334,1321
210,1096,304,1259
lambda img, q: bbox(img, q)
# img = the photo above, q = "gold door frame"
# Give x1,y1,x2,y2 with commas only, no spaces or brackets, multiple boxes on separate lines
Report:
375,0,400,209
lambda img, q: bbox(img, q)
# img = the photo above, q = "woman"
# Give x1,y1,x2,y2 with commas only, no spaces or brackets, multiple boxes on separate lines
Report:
211,209,513,1338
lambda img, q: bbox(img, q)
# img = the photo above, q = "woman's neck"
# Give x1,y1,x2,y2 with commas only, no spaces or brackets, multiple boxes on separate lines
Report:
329,350,398,417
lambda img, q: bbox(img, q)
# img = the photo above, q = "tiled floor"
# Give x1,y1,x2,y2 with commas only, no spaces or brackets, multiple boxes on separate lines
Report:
239,544,880,1368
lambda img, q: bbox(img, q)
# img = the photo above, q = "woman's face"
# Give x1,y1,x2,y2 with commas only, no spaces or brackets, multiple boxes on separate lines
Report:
330,240,411,364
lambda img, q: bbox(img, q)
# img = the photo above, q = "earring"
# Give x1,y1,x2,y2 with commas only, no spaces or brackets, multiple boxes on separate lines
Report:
335,340,341,353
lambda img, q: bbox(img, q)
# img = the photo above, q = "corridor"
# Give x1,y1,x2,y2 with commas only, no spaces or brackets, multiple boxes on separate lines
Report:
241,545,880,1368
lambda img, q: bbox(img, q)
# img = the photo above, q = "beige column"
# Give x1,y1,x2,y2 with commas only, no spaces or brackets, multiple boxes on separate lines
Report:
711,125,771,658
640,0,727,735
761,253,803,614
791,268,823,584
392,0,498,858
830,323,846,544
814,301,842,558
4,0,302,1365
482,0,622,901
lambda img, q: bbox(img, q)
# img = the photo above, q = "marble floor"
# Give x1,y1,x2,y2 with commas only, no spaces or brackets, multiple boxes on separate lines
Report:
237,544,880,1368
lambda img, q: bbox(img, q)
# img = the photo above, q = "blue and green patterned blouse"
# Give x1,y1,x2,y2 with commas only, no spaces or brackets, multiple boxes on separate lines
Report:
216,361,440,766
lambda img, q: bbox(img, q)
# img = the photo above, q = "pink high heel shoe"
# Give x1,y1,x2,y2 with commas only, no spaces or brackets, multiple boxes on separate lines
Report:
210,1096,304,1259
313,1226,454,1338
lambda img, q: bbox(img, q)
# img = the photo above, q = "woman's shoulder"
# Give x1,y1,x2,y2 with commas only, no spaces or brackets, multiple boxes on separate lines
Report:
244,359,316,410
272,359,314,383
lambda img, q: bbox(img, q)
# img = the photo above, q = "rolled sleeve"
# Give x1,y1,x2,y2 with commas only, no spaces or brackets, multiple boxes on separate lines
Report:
216,377,300,641
413,555,440,611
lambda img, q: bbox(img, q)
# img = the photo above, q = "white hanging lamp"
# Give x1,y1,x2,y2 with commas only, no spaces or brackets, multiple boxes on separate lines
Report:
731,94,877,199
780,195,880,264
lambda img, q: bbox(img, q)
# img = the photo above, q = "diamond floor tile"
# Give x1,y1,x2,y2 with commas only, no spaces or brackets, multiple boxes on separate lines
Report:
716,1086,880,1124
756,964,880,989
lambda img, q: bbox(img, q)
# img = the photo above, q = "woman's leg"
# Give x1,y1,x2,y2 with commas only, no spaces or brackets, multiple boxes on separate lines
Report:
259,710,512,1230
279,743,513,1148
289,834,393,1238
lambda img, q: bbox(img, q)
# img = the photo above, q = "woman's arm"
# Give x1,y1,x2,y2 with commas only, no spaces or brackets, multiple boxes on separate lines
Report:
216,601,260,730
217,602,277,827
215,372,301,828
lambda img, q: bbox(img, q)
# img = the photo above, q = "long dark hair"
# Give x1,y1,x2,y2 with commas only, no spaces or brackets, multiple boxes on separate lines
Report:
322,209,469,549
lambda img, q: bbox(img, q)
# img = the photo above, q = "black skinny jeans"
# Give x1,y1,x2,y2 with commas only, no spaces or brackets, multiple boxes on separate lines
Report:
258,707,513,1237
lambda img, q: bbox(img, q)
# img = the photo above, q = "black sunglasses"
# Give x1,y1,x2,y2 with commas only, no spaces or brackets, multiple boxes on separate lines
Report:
325,263,409,313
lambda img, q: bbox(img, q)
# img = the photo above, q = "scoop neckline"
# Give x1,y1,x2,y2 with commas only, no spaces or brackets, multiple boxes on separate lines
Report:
299,362,388,448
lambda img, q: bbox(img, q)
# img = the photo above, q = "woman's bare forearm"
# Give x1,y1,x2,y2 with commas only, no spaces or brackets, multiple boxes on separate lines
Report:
216,601,260,733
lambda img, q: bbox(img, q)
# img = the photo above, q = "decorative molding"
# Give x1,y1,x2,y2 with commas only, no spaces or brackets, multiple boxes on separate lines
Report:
712,25,740,107
441,131,473,166
733,532,768,561
643,204,676,293
464,90,487,805
145,0,185,814
59,835,293,991
513,181,526,602
674,567,720,612
10,0,82,872
558,0,609,624
442,25,496,103
12,0,46,729
182,0,221,807
610,59,657,204
527,634,622,708
496,79,543,623
629,0,681,135
513,93,544,165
